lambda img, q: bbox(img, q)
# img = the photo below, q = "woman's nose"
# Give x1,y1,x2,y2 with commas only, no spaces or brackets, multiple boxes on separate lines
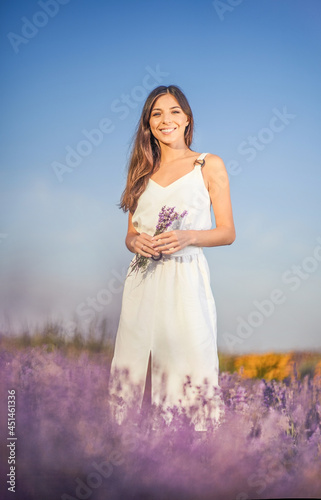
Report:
162,113,172,124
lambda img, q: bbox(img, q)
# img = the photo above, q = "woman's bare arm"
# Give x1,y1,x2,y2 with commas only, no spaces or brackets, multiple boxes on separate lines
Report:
190,154,236,247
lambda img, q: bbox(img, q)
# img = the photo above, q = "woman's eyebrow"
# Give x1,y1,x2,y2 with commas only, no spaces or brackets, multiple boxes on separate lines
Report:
152,105,181,111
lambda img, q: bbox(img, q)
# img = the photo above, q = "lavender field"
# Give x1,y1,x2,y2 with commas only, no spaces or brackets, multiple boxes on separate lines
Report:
1,332,321,500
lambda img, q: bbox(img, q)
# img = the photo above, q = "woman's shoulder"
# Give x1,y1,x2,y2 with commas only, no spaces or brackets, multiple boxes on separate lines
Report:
204,152,224,164
201,154,229,189
192,152,223,163
203,153,226,173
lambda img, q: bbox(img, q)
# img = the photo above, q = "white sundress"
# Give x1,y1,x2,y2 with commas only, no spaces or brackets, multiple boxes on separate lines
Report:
109,153,222,428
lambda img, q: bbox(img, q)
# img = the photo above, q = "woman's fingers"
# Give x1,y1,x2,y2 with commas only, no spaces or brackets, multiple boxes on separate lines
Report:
137,241,151,256
152,231,190,254
136,231,189,256
136,233,160,257
154,241,176,254
140,232,154,243
153,234,176,251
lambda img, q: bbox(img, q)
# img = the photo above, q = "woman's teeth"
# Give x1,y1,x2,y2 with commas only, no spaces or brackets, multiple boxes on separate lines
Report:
160,128,175,134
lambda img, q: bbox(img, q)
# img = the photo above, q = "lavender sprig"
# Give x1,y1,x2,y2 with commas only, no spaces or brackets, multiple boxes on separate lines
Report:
129,206,188,275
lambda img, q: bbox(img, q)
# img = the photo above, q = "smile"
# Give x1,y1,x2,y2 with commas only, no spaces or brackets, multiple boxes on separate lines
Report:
159,128,176,134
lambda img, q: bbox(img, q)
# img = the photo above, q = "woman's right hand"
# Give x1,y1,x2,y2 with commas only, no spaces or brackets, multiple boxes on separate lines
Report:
131,232,160,258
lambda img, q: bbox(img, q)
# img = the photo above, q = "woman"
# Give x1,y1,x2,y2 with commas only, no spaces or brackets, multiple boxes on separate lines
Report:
109,85,235,430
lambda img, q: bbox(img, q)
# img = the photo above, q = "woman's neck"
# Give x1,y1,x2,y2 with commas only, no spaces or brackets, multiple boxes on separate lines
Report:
159,145,191,166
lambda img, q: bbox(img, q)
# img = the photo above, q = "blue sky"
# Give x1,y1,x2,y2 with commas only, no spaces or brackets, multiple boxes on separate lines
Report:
0,0,320,353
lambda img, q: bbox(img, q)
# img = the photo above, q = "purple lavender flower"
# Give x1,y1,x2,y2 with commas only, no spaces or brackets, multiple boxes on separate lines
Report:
129,205,188,274
2,340,321,500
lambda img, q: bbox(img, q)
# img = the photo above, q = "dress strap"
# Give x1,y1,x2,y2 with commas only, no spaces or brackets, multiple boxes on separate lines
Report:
194,152,208,167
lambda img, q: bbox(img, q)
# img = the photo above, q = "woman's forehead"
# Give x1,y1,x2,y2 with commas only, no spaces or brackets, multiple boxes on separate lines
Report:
152,94,180,110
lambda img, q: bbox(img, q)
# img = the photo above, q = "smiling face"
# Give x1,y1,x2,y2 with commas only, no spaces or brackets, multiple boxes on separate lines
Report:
149,93,190,147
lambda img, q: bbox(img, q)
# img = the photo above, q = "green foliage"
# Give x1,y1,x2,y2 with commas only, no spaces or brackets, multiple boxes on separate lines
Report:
0,319,115,359
1,322,320,380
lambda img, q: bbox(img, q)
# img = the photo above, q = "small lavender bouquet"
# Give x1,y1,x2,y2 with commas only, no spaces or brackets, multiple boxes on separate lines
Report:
129,205,188,275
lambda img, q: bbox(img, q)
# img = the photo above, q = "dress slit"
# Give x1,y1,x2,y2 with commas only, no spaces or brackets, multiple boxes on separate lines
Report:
142,351,152,406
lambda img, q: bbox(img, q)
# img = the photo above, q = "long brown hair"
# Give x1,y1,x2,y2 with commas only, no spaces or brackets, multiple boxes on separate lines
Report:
120,85,194,213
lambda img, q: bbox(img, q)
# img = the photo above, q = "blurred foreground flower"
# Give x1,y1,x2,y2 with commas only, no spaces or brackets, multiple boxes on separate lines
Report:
2,344,321,500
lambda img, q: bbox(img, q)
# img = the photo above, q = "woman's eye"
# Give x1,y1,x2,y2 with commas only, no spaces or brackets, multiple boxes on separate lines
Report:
152,113,160,117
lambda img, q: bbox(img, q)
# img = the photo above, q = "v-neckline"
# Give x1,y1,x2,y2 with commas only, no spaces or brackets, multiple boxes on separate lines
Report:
149,167,196,189
149,153,205,189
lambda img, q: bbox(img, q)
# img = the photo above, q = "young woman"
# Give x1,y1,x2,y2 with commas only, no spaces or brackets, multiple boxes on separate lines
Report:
109,85,235,429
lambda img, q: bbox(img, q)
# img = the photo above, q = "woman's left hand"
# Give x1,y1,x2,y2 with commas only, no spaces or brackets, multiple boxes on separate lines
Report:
151,230,193,255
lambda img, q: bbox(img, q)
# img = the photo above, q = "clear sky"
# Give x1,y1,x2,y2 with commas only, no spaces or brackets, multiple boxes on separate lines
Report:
1,0,321,353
